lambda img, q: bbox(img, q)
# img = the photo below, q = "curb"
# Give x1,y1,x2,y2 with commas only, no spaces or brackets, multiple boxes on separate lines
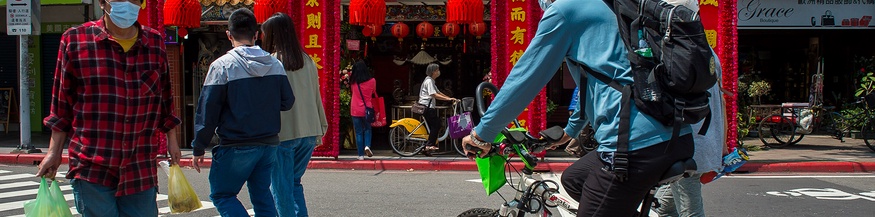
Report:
2,154,873,173
737,162,875,173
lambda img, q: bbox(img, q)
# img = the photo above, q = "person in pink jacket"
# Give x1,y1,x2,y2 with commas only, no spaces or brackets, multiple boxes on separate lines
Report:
350,60,376,160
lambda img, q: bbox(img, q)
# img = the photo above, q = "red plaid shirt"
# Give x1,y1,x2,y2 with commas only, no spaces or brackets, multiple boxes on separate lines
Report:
43,18,180,196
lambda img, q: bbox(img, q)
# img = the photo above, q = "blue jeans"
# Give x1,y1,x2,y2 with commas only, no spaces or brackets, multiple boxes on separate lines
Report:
210,145,278,217
70,179,157,217
271,137,317,217
652,173,705,217
352,117,372,156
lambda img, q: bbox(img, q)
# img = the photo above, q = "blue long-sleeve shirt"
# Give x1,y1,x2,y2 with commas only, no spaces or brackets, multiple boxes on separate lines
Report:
473,0,691,152
191,46,295,156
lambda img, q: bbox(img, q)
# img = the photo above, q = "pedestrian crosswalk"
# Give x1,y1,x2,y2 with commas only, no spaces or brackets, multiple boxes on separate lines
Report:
0,169,247,217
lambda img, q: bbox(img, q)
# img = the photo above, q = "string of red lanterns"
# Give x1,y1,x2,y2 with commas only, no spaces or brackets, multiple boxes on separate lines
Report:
442,23,460,40
349,0,387,26
447,0,484,24
254,0,289,23
416,21,434,41
163,0,201,38
391,23,410,42
468,22,486,39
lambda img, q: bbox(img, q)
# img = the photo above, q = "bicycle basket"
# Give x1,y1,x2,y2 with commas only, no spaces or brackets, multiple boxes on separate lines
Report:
461,97,475,112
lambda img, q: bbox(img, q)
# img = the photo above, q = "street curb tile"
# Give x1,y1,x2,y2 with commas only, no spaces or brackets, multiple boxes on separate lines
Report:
738,162,875,173
0,154,19,164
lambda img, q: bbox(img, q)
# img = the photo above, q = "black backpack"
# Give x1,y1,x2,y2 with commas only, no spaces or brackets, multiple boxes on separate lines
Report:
575,0,718,181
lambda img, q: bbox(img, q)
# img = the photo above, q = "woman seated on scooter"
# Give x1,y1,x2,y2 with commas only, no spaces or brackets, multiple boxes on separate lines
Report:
418,63,459,153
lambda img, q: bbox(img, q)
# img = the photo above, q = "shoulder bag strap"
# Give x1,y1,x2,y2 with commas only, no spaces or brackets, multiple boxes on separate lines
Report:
356,82,370,109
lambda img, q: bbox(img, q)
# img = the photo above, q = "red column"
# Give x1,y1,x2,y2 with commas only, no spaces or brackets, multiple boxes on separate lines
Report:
298,0,341,158
719,0,739,150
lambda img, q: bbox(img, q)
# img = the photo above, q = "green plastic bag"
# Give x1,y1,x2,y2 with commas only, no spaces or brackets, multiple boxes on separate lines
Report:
475,155,507,195
24,178,73,217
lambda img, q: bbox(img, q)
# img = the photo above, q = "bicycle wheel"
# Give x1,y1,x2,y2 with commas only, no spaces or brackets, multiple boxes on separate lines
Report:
758,114,796,148
389,126,422,157
862,120,875,152
458,208,498,217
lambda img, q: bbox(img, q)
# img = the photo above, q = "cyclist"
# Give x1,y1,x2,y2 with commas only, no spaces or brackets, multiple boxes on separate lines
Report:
461,0,694,216
418,63,459,153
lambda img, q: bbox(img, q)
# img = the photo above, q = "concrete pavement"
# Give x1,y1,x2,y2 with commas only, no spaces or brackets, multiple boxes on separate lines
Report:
1,133,873,173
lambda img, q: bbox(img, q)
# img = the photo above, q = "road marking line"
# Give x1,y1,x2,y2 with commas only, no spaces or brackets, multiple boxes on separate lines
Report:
0,181,39,189
725,175,875,179
0,185,73,200
0,170,11,174
0,174,34,181
0,191,74,212
158,200,215,215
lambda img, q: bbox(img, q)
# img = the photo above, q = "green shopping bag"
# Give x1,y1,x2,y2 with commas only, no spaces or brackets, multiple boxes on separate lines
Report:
24,178,72,217
475,155,507,196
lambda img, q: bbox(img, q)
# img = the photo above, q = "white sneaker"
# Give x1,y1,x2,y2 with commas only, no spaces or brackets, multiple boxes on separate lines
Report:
364,147,373,157
357,156,364,160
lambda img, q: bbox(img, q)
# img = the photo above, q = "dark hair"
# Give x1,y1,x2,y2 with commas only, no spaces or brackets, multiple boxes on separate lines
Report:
228,8,258,41
351,60,373,84
261,13,305,71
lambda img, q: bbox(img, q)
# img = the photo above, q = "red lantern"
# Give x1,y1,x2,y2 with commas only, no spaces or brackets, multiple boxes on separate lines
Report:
391,23,409,41
164,0,201,28
416,22,434,41
254,0,289,23
350,0,387,26
362,24,382,40
447,0,484,24
442,23,460,40
468,22,486,39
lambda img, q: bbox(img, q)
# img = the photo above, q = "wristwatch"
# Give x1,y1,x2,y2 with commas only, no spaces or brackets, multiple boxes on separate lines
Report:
468,133,490,148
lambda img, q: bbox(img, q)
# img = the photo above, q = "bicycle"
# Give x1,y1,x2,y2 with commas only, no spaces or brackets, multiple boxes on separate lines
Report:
459,82,697,217
855,94,875,152
458,126,697,217
388,102,466,157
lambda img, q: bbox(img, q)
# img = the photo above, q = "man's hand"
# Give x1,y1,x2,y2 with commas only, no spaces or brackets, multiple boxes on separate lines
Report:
167,130,182,166
462,131,491,159
192,155,204,173
36,152,61,179
546,132,573,150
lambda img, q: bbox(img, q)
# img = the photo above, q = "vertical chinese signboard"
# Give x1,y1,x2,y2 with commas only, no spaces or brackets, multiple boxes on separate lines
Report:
494,0,545,135
300,0,341,158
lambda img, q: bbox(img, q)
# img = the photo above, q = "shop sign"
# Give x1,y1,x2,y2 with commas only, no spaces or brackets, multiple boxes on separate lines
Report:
346,39,360,51
738,0,874,29
40,22,80,34
7,0,32,35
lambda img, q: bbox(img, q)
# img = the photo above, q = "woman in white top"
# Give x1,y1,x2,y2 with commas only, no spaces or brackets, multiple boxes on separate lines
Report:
418,63,458,152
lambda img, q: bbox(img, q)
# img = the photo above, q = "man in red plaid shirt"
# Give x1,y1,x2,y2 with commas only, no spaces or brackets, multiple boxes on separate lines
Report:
36,0,181,216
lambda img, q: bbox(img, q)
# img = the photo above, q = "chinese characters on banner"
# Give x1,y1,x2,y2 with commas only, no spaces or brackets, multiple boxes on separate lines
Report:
301,0,341,157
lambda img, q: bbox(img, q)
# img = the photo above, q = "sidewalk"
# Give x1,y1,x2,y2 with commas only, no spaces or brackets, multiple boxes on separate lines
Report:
1,133,873,173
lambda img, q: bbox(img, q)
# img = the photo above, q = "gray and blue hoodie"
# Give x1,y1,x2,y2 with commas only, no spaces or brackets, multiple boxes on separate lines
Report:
191,46,294,156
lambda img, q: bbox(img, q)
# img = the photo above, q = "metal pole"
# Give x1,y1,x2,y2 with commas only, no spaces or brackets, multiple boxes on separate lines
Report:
16,35,38,154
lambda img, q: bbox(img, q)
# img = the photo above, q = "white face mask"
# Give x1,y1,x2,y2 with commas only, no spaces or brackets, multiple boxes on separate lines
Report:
539,0,553,11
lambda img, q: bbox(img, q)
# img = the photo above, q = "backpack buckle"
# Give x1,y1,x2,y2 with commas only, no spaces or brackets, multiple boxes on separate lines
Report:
613,152,629,182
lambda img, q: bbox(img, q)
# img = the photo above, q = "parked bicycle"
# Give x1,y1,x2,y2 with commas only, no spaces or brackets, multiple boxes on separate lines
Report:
389,102,466,157
856,94,875,152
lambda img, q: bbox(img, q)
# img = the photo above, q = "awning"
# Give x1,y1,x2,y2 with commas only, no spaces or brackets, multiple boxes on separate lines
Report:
1,0,89,5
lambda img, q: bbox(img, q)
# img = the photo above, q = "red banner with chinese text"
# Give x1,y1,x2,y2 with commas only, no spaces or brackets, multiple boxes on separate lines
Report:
300,0,341,158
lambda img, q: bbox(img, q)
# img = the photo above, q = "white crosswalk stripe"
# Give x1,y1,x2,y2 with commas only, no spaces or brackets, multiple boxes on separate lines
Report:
0,170,220,217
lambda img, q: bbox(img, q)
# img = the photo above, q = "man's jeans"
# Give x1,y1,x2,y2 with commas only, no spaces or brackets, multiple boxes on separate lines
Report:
652,173,705,217
271,137,317,217
210,145,278,217
70,179,157,217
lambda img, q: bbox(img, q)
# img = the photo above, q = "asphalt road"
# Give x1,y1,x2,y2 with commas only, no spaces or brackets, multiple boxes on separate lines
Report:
1,164,874,216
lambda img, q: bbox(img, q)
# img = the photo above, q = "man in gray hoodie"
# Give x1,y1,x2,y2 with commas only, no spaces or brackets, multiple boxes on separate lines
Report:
191,8,294,217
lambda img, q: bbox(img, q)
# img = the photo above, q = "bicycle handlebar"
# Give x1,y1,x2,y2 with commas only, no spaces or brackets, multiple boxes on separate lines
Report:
466,126,566,161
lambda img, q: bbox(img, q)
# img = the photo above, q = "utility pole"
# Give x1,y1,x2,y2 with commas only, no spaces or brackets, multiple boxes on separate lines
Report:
8,0,40,153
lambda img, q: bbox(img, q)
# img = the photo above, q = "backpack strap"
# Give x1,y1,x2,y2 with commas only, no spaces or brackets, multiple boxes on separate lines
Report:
570,61,630,182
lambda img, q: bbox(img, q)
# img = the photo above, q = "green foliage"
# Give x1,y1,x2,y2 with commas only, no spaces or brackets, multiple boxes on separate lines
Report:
546,99,557,117
841,107,869,131
855,72,875,98
339,89,352,120
747,80,771,104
